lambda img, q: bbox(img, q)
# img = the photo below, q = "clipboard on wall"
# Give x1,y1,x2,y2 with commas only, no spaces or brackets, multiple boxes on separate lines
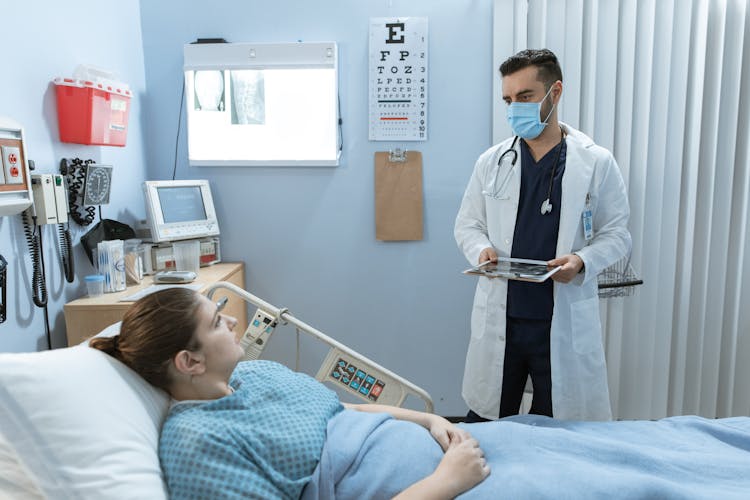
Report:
374,149,423,241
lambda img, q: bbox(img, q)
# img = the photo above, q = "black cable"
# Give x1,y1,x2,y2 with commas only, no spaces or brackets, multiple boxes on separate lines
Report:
337,92,343,153
58,223,75,283
98,205,103,221
173,78,185,180
62,158,96,226
0,254,7,324
22,211,47,308
42,304,51,349
38,229,52,349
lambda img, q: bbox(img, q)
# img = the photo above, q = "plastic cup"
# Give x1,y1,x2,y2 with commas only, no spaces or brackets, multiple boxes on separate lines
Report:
123,239,144,285
84,275,105,297
172,240,201,273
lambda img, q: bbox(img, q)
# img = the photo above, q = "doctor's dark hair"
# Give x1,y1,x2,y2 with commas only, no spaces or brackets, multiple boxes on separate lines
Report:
89,288,203,391
500,48,563,90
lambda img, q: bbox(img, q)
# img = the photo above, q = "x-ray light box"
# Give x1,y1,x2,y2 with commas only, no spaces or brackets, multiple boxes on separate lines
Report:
183,41,340,167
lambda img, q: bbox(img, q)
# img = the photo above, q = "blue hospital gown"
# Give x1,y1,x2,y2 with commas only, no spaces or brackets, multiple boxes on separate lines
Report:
159,360,343,499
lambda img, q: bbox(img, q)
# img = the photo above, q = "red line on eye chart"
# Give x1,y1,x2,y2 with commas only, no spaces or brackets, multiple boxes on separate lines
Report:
380,117,409,121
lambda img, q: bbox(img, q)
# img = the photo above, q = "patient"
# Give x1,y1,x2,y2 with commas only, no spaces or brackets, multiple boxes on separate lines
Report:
90,288,489,500
89,288,750,499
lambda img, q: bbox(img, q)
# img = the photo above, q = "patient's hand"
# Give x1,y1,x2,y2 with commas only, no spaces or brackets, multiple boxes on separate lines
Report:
427,414,471,451
392,437,490,500
435,438,490,496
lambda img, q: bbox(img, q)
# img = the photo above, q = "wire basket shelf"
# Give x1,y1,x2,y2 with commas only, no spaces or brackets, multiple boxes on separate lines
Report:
597,256,643,298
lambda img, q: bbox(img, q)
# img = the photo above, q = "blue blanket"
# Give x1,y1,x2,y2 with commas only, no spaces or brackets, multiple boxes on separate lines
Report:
302,410,750,499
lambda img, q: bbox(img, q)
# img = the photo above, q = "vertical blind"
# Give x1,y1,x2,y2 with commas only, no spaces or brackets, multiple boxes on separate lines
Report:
493,0,750,419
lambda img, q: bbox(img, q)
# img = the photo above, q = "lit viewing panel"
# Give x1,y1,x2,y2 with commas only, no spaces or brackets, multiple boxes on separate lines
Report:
184,42,340,166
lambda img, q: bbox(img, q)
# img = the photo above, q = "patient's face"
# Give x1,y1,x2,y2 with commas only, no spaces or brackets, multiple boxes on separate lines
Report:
193,295,243,379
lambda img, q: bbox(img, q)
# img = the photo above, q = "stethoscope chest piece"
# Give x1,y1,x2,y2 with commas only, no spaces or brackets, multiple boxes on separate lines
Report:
541,198,553,215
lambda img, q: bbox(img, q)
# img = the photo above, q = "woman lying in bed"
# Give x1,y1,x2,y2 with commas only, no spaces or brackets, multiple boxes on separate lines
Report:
91,288,750,499
90,287,489,500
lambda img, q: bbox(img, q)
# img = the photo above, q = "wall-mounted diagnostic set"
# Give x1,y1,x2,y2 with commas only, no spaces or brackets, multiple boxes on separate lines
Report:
0,117,74,336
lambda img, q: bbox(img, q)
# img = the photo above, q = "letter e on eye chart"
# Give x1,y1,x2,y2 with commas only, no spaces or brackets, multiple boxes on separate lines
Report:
369,17,428,141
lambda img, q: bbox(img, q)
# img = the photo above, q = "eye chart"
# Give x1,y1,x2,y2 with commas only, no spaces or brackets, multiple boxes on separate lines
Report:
369,17,428,141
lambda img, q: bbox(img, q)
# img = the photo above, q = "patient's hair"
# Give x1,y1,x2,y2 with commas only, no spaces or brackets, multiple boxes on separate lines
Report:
90,288,203,391
500,48,563,90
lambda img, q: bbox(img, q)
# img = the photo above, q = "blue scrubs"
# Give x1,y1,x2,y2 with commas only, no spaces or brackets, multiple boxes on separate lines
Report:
502,136,566,418
507,138,566,319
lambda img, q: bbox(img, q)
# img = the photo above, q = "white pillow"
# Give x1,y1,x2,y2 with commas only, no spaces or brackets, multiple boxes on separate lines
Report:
0,324,170,499
0,431,45,500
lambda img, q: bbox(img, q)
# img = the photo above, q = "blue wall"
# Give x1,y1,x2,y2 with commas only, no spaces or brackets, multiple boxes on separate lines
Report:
0,0,495,416
140,0,493,415
0,1,149,352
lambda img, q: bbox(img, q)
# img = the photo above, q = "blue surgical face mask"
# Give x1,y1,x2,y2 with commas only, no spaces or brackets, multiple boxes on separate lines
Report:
506,85,556,140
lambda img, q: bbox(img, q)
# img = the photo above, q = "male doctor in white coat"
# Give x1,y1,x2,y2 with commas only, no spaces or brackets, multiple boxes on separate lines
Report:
455,49,631,422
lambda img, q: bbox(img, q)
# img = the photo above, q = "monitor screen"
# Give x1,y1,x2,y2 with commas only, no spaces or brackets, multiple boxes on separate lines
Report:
143,179,220,242
157,186,207,223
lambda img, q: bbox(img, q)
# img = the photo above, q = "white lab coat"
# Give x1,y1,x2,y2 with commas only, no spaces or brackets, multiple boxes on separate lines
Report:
454,123,631,421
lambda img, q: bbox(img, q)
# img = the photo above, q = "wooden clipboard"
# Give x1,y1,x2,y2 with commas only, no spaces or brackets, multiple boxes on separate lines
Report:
374,150,423,241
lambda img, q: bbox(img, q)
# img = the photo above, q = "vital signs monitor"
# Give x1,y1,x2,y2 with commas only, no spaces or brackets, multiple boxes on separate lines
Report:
142,179,220,242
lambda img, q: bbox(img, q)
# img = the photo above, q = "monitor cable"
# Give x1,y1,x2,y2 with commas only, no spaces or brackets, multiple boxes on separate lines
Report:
337,93,344,155
172,79,185,181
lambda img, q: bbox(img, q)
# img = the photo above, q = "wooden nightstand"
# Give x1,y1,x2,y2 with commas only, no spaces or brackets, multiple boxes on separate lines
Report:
64,262,247,346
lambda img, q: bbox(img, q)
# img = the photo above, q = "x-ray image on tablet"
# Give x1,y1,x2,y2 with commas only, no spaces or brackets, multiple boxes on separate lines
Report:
463,257,561,283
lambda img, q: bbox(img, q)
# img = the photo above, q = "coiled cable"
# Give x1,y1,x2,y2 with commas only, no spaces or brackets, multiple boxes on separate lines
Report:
61,158,96,226
58,222,75,283
0,254,7,324
22,211,47,308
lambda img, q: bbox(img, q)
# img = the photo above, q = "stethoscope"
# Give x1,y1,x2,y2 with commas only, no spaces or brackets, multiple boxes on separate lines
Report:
482,136,520,201
482,128,565,215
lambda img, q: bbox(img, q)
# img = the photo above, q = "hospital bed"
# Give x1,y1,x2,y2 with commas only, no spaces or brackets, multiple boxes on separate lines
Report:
2,283,750,499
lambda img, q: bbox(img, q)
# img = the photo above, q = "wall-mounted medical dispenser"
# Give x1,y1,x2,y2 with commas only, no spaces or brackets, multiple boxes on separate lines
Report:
0,117,33,216
53,66,132,147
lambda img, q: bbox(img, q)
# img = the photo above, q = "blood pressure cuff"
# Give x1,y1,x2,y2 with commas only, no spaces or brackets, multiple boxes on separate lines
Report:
80,219,136,266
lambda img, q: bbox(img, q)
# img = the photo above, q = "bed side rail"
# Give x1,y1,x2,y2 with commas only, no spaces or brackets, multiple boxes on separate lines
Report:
205,281,434,413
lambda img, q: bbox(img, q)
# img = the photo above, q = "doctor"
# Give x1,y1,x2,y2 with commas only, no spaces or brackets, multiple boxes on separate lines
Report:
455,49,631,421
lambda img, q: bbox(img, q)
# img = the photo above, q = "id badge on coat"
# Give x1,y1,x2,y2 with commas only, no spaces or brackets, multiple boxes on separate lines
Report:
582,194,593,241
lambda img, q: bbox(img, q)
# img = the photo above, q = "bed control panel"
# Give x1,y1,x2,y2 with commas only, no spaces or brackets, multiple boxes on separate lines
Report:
316,348,405,406
240,309,278,361
330,358,386,401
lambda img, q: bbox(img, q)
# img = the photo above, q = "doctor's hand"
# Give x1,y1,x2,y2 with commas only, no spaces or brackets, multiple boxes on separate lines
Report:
478,247,498,266
548,253,584,283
